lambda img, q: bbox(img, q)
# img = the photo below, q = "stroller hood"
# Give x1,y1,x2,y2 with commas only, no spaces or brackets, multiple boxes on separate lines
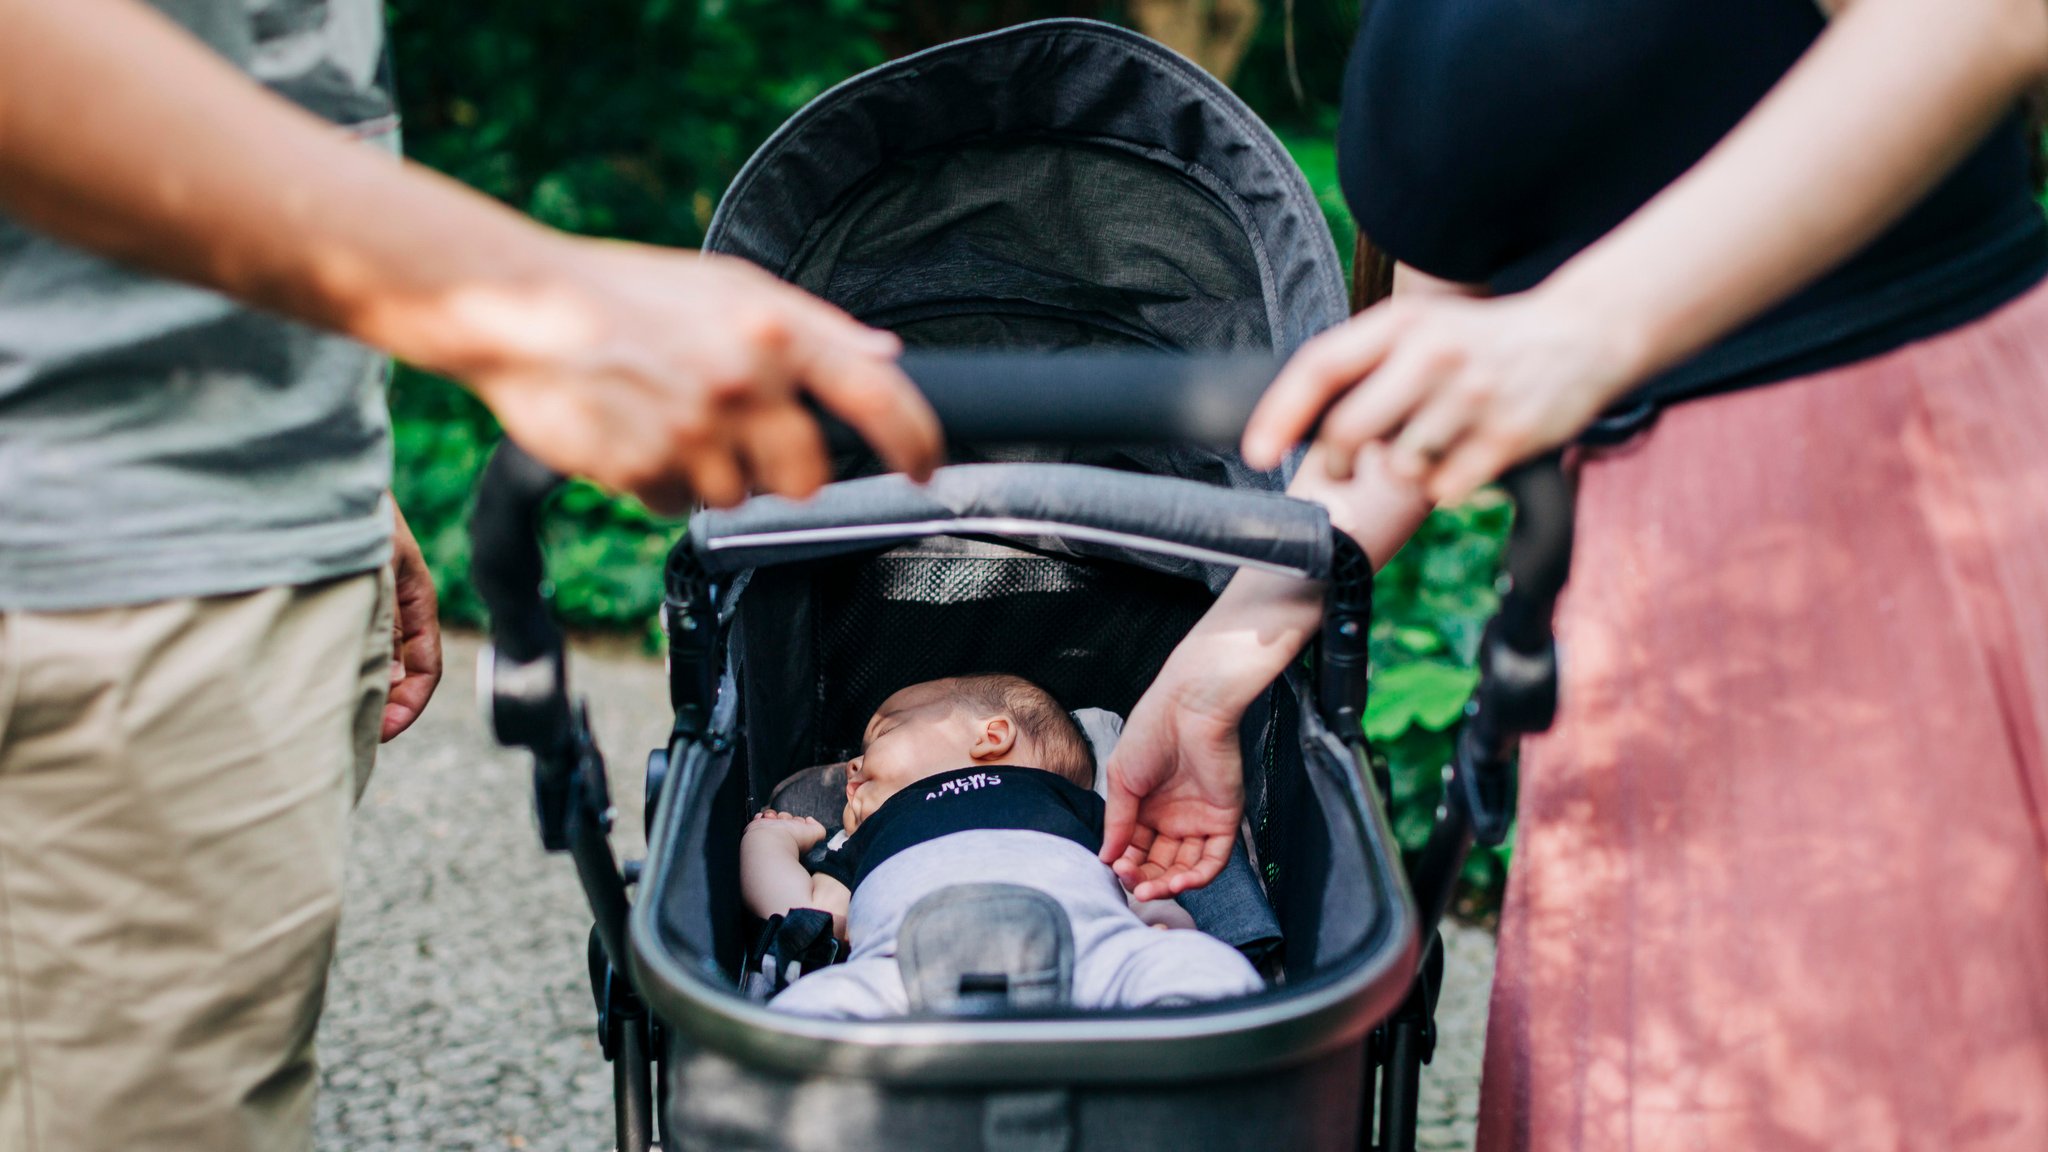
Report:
704,18,1347,355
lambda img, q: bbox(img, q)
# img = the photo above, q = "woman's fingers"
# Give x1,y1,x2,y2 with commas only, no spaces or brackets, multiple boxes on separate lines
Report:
1383,372,1484,484
1101,784,1140,867
1158,834,1233,900
1312,341,1447,481
1421,432,1516,506
1243,307,1404,469
1110,829,1233,902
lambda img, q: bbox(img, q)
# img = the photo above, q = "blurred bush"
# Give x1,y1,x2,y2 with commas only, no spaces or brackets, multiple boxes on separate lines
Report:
387,0,1511,897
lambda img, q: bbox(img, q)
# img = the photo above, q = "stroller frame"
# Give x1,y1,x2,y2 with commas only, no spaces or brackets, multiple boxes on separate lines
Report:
470,19,1576,1150
474,444,1570,1151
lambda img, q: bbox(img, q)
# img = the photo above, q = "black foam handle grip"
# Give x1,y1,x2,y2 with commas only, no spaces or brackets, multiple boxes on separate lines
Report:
470,441,567,663
809,349,1283,449
1495,457,1575,653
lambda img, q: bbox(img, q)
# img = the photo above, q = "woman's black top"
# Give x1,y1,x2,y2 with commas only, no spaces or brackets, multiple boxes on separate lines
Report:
814,767,1106,892
1339,0,2048,414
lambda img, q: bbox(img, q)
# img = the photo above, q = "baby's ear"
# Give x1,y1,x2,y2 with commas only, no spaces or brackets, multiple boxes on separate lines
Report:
969,715,1017,761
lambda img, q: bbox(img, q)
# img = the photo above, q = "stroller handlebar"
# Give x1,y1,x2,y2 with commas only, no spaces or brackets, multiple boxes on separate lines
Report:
467,361,1578,656
870,350,1281,447
471,440,567,666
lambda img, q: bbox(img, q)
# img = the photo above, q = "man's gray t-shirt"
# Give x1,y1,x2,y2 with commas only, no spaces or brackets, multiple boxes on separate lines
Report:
0,0,396,610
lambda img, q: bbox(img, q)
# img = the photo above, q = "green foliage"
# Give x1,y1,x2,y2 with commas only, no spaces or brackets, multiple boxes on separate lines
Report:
385,0,902,632
386,0,1518,902
1365,496,1516,899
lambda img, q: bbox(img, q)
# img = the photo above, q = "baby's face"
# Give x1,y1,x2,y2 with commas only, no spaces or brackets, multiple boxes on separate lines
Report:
843,681,982,831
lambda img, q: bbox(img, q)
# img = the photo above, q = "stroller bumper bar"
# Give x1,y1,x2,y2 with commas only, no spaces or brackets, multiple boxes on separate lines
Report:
690,463,1334,579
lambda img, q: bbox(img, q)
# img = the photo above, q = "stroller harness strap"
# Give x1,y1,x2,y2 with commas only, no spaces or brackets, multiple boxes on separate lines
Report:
692,463,1334,581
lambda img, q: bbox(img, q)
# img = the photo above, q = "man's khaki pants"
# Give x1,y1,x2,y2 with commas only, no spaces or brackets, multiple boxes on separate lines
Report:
0,571,390,1152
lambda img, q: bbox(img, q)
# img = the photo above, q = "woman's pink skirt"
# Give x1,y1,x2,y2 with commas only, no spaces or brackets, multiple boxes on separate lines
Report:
1477,279,2048,1152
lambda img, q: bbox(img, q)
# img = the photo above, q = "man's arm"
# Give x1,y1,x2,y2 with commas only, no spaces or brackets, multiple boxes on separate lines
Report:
0,0,941,510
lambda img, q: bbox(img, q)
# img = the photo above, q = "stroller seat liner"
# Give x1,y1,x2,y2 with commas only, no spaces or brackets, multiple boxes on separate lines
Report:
761,708,1283,962
635,466,1413,1083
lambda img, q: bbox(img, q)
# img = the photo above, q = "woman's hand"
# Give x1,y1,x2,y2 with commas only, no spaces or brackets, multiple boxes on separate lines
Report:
1246,0,2048,500
1102,661,1248,902
1102,566,1324,900
1243,288,1651,504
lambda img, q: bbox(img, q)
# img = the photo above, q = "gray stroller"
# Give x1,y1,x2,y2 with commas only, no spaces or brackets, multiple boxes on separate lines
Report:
471,19,1571,1152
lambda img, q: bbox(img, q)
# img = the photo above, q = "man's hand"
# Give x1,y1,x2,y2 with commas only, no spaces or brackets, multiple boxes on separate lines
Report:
431,244,945,515
1101,668,1247,902
0,1,943,518
381,503,441,741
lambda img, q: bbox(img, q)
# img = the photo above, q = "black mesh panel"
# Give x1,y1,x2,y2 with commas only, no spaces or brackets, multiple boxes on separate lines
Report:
801,538,1213,766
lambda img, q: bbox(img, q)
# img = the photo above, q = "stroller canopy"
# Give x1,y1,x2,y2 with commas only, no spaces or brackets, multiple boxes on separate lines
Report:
705,19,1348,355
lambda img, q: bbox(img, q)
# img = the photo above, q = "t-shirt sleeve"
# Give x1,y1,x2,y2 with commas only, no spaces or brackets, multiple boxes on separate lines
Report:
811,844,858,889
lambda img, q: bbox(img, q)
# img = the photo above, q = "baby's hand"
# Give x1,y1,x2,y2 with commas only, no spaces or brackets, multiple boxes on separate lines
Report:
746,808,828,851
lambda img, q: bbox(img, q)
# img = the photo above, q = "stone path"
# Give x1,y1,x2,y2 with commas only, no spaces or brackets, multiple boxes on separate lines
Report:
316,632,1493,1151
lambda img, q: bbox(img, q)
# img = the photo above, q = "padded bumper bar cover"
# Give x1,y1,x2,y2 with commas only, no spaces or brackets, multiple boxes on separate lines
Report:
690,463,1332,580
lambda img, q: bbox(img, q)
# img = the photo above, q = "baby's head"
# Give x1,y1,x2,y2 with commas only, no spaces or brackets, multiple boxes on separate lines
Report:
843,674,1093,830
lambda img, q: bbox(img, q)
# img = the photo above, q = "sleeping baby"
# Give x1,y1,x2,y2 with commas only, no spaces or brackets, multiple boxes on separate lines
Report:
741,673,1263,1017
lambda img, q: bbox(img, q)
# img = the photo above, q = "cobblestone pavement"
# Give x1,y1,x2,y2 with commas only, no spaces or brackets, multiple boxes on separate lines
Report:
317,632,1493,1151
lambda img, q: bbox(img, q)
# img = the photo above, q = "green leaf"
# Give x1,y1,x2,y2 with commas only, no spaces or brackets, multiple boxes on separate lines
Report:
1392,626,1443,655
1364,662,1478,742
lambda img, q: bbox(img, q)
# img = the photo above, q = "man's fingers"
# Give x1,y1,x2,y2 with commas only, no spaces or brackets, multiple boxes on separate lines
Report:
787,287,902,360
381,672,433,741
788,320,943,483
680,442,747,509
1170,835,1234,896
382,519,442,743
1243,309,1401,469
735,400,830,500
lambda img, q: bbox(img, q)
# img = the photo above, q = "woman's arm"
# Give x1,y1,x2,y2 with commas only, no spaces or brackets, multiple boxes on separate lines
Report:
1245,0,2048,499
1100,262,1476,899
0,0,940,511
1101,444,1432,900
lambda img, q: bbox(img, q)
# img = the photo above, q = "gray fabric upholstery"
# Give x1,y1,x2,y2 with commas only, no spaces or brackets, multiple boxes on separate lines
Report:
692,464,1332,580
705,20,1346,357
